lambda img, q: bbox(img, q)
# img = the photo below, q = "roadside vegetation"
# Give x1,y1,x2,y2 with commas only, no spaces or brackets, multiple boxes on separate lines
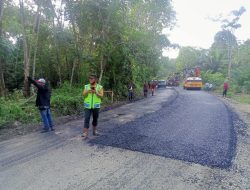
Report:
0,81,144,128
231,94,250,104
175,7,250,100
0,0,175,127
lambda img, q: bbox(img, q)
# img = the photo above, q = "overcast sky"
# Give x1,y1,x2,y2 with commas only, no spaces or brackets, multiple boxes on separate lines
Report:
163,0,250,58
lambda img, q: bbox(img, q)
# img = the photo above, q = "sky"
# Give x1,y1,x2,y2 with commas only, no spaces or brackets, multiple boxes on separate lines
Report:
163,0,250,58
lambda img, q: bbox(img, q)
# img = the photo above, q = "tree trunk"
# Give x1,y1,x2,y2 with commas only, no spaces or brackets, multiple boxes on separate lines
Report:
227,29,234,80
19,0,30,97
50,0,64,86
0,0,5,96
71,21,82,86
52,20,62,86
99,54,107,84
227,46,233,79
70,59,76,87
32,1,42,79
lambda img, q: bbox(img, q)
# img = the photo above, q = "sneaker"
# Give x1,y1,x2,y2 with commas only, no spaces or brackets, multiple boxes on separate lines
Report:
51,128,55,131
93,130,100,136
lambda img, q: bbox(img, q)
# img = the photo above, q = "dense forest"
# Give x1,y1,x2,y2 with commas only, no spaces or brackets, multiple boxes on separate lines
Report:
0,0,176,97
0,0,250,126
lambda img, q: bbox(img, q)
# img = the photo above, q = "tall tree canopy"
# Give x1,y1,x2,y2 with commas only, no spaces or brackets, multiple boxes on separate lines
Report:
0,0,176,96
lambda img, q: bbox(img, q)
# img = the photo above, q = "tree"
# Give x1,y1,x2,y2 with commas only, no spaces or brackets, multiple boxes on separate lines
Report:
175,47,200,71
210,30,237,74
1,0,176,98
219,6,246,79
0,0,5,96
19,0,31,97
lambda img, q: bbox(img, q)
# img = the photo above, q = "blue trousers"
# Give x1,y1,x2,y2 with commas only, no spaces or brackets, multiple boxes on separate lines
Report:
40,108,54,130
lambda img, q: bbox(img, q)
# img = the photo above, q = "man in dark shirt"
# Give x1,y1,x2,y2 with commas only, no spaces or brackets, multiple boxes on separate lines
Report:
143,82,149,97
128,82,134,101
28,76,54,132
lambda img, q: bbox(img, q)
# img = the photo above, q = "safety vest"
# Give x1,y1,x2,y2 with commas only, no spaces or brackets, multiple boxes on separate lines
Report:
84,84,102,109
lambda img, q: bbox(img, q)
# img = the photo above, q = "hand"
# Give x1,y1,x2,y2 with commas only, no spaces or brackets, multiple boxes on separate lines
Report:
96,91,100,97
88,89,95,93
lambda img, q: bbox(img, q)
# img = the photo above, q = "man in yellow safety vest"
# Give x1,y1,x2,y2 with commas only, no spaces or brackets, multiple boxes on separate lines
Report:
82,74,104,139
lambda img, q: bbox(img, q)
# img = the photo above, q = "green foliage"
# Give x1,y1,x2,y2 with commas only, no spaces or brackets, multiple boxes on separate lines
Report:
0,81,123,127
51,82,83,116
242,81,250,93
175,47,201,71
201,71,225,89
0,93,39,128
233,94,250,104
0,83,84,128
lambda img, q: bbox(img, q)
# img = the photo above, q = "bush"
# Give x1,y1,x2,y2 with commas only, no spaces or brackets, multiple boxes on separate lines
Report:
201,71,225,90
0,81,119,128
51,94,83,116
0,98,39,128
0,83,85,128
243,81,250,94
51,82,84,116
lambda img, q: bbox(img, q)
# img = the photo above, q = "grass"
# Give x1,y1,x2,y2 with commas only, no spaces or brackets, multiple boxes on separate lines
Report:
0,96,40,127
0,82,114,128
232,94,250,104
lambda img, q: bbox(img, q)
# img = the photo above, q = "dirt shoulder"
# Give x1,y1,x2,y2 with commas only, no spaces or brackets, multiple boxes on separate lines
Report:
218,95,250,132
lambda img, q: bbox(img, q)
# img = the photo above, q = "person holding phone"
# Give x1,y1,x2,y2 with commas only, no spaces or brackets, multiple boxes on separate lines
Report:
82,74,103,139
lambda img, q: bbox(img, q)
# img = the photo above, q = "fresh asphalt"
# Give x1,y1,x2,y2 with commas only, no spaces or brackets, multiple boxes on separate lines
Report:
91,88,236,168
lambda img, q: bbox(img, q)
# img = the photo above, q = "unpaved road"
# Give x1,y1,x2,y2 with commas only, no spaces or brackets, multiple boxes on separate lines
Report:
0,88,250,190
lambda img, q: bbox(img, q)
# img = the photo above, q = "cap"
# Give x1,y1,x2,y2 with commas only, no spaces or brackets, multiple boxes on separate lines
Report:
89,74,97,79
38,78,46,84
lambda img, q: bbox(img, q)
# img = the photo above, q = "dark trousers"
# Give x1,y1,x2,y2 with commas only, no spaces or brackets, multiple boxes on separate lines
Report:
84,108,100,129
223,89,227,97
128,91,133,101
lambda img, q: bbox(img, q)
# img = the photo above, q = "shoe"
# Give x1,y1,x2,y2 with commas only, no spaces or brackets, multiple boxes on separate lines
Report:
51,128,55,131
41,129,49,133
93,130,100,136
81,132,88,140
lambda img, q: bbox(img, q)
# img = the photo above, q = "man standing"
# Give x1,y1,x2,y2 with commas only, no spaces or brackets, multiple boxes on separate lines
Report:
143,82,148,98
151,81,156,96
28,76,54,132
82,74,103,139
223,81,229,97
128,82,134,101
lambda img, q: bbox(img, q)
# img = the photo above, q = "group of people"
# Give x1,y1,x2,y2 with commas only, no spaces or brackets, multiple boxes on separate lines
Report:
143,81,157,97
128,81,157,101
28,74,103,140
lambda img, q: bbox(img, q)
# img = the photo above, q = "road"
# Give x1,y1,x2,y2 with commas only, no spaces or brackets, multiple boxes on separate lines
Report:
0,88,249,190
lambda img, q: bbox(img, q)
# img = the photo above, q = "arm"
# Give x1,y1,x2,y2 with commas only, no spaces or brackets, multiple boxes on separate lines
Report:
28,77,46,90
83,85,94,96
96,87,103,98
82,88,89,96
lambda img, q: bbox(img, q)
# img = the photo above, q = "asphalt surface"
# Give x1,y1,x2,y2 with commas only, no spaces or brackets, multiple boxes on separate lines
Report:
90,88,236,168
0,87,242,190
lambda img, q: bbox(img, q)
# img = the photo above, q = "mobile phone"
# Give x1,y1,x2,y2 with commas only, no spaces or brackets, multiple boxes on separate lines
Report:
91,87,95,90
